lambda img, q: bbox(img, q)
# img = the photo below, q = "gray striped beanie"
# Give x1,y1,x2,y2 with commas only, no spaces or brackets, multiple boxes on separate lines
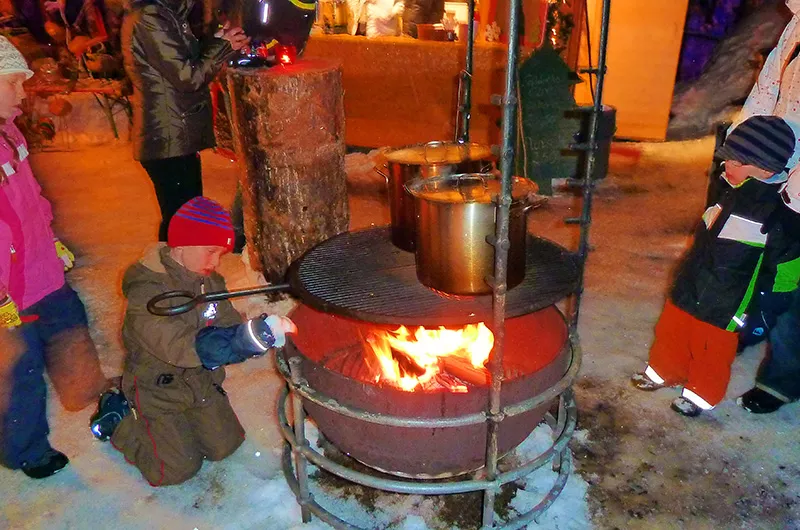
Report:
716,115,796,175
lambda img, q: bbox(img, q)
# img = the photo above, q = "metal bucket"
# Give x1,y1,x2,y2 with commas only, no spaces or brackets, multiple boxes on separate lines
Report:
377,141,494,251
405,173,538,295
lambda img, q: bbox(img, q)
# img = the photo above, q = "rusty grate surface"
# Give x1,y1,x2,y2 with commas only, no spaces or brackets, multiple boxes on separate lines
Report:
288,227,580,326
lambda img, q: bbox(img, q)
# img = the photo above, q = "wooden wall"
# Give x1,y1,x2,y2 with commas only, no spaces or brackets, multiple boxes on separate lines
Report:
574,0,689,141
304,35,507,148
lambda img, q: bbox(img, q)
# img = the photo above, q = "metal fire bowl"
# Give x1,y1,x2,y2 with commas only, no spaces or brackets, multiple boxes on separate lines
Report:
286,303,571,479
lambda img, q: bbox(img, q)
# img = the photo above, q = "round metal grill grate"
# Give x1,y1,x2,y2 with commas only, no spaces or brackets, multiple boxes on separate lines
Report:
288,227,579,326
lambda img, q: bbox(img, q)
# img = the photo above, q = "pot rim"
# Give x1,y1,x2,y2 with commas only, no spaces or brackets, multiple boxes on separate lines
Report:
381,141,495,166
404,173,539,205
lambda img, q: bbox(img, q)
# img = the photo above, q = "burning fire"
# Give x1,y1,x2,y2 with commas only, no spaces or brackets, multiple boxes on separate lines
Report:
365,323,494,392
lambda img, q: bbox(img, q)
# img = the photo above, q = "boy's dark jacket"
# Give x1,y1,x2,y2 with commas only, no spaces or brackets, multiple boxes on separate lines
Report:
671,170,800,330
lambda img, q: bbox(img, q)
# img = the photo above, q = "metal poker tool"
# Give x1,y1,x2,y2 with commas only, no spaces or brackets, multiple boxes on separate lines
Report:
147,283,291,316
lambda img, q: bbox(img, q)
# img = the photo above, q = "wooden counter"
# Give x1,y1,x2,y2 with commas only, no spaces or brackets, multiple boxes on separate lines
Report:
303,34,507,148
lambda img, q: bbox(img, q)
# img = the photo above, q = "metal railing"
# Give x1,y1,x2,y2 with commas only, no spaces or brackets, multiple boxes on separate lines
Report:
276,333,581,529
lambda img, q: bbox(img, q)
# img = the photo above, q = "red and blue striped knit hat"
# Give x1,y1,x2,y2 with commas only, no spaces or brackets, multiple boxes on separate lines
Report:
715,115,796,175
167,197,235,252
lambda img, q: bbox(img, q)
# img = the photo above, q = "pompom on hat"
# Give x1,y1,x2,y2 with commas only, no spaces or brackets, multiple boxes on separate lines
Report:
167,197,235,252
0,36,33,79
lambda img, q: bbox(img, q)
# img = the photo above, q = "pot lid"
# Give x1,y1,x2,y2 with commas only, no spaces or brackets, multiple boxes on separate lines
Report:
405,174,539,204
383,142,494,165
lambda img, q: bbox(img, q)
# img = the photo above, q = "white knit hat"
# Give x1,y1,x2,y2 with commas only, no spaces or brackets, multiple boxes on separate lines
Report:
0,36,33,79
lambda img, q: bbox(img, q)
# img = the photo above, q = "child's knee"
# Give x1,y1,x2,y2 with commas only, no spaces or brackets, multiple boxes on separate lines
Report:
155,455,203,486
204,433,244,462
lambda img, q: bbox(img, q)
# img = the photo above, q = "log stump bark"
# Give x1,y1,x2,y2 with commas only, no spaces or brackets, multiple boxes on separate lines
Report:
226,60,348,283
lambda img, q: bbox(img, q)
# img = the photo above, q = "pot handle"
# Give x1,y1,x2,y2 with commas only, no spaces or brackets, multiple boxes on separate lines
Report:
373,166,389,182
423,141,446,164
456,173,489,202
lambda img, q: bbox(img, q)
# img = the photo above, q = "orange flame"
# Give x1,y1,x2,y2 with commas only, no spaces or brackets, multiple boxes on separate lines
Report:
365,323,494,392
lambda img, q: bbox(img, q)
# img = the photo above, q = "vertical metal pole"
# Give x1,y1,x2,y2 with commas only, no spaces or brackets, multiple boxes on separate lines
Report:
457,0,476,142
552,394,567,473
288,357,312,523
482,0,521,526
571,0,611,332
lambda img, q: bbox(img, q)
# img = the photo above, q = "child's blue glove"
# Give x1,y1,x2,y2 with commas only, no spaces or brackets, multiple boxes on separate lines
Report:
196,314,298,370
249,314,298,349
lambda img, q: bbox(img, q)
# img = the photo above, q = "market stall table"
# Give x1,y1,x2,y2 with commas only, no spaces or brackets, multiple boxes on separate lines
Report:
24,77,132,139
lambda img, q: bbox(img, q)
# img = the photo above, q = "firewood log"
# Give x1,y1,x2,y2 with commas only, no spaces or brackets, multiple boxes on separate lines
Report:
439,356,491,386
226,60,348,282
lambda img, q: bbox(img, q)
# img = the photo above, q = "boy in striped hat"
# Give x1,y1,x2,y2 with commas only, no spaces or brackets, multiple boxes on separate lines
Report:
630,115,800,417
93,197,296,486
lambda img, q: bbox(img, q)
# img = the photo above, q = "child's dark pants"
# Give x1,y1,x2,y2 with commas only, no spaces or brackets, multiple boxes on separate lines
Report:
0,284,105,469
756,287,800,402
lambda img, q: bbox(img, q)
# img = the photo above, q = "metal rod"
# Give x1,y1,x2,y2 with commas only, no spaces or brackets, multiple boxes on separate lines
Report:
552,394,567,473
288,356,312,523
276,338,578,428
281,446,365,530
483,0,522,524
571,0,611,331
146,283,291,316
277,386,578,496
457,0,476,142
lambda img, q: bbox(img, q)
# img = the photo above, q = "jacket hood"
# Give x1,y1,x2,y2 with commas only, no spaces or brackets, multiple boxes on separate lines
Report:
122,243,208,297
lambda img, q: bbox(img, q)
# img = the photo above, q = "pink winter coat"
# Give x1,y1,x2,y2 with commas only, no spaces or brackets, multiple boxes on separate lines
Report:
0,116,65,311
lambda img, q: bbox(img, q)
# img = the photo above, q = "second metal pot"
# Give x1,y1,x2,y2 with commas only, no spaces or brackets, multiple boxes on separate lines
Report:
378,141,495,251
405,173,539,296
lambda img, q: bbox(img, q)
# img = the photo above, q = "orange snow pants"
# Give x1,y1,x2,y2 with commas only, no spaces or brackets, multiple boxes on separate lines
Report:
647,299,739,407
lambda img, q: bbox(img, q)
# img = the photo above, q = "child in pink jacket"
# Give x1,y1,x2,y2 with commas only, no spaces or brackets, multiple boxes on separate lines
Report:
0,36,112,479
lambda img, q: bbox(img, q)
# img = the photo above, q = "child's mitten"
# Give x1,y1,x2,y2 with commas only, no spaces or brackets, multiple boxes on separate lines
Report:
54,239,75,271
0,296,21,328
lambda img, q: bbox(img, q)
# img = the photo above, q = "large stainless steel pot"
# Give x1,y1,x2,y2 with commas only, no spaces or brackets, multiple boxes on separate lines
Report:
378,142,494,251
405,173,539,295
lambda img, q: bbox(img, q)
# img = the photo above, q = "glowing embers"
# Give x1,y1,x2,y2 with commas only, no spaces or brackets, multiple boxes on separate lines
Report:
276,44,297,64
365,323,494,392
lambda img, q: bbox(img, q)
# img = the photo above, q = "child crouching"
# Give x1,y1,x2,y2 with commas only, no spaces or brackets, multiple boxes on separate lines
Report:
93,197,295,486
631,115,799,417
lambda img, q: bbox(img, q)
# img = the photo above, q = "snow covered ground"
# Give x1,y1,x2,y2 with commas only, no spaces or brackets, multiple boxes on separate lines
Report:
1,138,798,529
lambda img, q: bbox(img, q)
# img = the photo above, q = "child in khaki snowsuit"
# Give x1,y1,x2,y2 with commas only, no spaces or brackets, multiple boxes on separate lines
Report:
100,197,295,486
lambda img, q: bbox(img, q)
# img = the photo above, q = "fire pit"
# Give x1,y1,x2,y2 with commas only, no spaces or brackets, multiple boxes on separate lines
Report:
287,303,570,478
274,227,582,528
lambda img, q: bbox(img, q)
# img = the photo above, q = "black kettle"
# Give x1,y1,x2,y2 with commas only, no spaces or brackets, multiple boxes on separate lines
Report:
220,0,317,65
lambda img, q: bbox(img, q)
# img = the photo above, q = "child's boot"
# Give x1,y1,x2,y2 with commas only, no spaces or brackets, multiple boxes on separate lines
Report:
630,371,665,391
90,387,131,441
737,387,788,414
670,396,702,417
21,449,69,479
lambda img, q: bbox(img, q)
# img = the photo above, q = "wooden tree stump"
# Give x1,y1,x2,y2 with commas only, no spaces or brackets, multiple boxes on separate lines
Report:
227,60,348,283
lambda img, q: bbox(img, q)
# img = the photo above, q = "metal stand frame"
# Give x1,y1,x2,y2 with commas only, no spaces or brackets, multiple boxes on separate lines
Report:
569,0,612,331
277,334,581,529
279,0,612,525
